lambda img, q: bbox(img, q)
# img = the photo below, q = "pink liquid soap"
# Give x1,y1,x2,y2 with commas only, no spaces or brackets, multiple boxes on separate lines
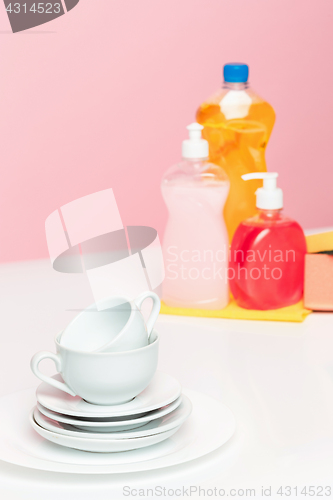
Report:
229,173,307,310
161,124,230,310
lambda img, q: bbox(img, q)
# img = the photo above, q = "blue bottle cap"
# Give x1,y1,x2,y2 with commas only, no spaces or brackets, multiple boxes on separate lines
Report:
223,63,249,83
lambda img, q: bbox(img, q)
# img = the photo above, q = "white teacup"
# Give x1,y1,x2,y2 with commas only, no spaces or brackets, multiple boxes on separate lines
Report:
60,292,161,353
30,331,159,406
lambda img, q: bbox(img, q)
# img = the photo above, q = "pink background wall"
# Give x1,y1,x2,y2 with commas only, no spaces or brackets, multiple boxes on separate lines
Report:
0,0,332,263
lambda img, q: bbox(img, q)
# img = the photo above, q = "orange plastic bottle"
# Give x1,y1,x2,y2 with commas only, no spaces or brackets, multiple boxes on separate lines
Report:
196,63,275,240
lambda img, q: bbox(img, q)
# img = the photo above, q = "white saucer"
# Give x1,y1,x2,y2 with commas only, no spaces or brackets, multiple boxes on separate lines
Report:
36,371,181,418
31,413,182,453
37,396,182,433
37,402,147,432
0,388,236,473
33,395,192,440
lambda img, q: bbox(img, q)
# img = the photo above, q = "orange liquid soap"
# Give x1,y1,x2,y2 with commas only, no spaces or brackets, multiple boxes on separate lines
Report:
229,173,307,310
196,63,275,240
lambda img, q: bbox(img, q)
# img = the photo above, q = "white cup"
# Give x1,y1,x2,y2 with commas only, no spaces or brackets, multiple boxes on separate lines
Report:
30,331,159,406
60,291,161,353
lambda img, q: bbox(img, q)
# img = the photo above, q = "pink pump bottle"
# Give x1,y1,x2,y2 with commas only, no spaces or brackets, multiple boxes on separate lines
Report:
161,123,230,310
229,173,307,310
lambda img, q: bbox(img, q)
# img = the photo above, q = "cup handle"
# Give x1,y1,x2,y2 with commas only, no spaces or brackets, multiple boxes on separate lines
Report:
30,351,76,397
135,292,161,340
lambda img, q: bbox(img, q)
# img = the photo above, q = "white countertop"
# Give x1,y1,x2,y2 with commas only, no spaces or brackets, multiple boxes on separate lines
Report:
0,259,332,499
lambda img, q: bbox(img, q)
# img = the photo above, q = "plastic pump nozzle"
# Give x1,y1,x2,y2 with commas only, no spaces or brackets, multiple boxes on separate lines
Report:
182,123,209,160
242,172,283,210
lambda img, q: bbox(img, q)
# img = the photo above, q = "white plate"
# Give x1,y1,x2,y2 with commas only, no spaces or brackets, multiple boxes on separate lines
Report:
36,371,181,418
0,388,236,473
31,413,182,453
33,395,192,440
37,396,182,433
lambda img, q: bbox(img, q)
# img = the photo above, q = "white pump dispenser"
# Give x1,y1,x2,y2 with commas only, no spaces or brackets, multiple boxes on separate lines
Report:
242,172,283,210
182,123,209,160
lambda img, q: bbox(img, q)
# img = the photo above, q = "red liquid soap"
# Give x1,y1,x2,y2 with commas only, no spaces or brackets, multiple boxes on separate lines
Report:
229,173,307,310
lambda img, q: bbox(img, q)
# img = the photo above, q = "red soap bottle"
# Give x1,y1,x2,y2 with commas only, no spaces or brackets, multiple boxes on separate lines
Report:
229,173,307,310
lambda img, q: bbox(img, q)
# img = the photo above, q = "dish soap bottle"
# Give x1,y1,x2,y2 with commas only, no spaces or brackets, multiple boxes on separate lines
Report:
196,63,275,241
161,123,230,310
229,173,307,310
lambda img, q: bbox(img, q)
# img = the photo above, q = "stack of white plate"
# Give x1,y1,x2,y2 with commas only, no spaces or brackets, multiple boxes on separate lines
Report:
30,371,192,453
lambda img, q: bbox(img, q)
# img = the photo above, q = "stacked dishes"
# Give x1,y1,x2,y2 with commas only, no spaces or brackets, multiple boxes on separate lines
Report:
30,371,192,453
30,293,192,452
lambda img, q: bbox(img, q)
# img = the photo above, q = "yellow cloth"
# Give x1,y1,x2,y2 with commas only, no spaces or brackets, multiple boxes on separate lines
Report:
161,298,311,322
306,230,333,253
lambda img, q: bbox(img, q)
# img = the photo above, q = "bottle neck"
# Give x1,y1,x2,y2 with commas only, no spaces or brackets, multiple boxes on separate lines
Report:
223,81,249,90
258,208,283,221
182,157,208,164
